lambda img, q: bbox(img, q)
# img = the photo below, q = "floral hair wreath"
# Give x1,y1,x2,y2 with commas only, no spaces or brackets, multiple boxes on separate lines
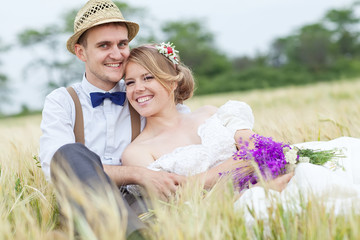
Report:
155,42,179,65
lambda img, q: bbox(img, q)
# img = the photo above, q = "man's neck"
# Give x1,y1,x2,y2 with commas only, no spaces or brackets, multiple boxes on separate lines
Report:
84,73,118,91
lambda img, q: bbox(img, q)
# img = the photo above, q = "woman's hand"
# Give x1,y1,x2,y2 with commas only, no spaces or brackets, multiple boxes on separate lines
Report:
257,172,294,192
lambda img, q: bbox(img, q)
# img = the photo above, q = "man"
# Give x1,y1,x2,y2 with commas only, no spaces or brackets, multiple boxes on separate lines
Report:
39,0,185,238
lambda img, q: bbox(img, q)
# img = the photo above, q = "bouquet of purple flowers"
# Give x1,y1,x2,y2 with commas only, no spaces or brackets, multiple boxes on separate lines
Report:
230,134,341,191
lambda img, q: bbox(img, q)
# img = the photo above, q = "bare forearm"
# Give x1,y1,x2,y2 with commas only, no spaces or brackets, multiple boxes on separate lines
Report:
199,158,239,189
104,164,186,200
103,164,144,186
234,129,255,149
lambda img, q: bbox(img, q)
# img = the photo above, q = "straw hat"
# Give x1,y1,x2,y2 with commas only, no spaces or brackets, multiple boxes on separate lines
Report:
66,0,139,54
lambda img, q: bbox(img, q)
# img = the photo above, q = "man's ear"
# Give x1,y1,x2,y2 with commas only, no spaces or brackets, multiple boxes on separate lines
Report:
74,44,86,62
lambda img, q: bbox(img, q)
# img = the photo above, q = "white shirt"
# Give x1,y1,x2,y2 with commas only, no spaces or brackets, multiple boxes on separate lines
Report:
40,75,190,181
40,75,142,180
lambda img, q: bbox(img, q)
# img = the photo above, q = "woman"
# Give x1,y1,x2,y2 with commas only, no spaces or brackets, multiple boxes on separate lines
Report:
121,43,360,219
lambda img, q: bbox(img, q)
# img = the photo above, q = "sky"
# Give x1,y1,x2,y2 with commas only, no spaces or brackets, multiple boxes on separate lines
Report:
0,0,355,114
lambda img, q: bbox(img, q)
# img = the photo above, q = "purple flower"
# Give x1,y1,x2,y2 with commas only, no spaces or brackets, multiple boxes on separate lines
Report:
233,134,289,190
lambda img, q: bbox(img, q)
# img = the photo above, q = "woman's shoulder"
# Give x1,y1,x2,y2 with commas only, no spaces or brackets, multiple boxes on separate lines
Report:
121,139,154,166
191,101,253,118
193,105,218,117
122,141,141,159
181,105,217,129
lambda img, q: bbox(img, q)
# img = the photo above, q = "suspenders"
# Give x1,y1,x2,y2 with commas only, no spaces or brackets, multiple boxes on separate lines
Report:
67,87,85,144
66,87,141,144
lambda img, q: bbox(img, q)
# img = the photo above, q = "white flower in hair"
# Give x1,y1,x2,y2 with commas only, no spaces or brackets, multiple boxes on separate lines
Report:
156,42,179,65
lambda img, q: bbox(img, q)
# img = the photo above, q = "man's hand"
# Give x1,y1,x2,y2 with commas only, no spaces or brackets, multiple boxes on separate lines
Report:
104,164,186,201
136,169,186,201
104,165,185,200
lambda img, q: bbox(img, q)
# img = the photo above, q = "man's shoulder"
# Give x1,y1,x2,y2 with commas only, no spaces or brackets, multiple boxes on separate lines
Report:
46,87,67,98
44,84,82,112
46,82,81,100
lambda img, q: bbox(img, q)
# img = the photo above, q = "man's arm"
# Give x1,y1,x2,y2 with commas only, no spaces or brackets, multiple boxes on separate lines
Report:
40,88,76,180
118,145,186,200
104,164,185,200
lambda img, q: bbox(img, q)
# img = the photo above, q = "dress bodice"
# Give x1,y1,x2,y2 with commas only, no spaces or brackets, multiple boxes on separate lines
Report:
147,100,254,176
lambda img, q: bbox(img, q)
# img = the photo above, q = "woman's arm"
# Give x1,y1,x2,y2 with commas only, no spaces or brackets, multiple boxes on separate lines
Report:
234,129,256,149
199,156,293,191
121,143,154,167
199,129,293,191
119,144,186,200
198,129,255,189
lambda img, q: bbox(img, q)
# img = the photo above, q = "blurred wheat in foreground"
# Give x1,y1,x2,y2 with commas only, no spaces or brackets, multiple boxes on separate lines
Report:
0,79,359,239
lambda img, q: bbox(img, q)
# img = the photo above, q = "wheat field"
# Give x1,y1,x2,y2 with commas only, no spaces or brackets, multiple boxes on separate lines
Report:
1,79,360,239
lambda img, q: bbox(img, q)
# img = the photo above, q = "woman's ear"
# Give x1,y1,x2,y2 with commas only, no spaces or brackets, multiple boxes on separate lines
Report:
74,44,87,62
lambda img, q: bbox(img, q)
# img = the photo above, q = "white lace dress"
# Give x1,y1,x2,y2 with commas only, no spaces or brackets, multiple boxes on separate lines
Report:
128,101,360,220
146,100,254,176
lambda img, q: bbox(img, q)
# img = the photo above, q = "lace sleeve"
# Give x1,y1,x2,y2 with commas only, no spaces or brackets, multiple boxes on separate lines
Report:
216,100,254,135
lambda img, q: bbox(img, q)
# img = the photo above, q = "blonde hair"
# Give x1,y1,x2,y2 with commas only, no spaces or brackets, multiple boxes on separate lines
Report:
125,44,194,104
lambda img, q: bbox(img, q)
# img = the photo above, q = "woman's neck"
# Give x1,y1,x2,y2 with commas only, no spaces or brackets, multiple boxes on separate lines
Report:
144,105,183,135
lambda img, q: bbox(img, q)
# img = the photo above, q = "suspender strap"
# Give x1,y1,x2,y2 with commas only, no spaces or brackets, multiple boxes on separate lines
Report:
129,103,141,141
66,87,85,144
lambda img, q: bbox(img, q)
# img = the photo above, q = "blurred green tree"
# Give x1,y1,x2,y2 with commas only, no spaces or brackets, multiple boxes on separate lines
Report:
269,37,294,68
273,24,333,72
290,24,333,72
161,20,231,77
17,13,82,90
232,56,256,71
323,7,360,58
159,20,232,94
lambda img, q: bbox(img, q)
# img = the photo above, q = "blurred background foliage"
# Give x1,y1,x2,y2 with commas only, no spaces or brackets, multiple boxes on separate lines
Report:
2,1,360,116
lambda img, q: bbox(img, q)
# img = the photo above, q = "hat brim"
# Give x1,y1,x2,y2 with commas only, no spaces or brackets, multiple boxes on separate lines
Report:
66,18,139,55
